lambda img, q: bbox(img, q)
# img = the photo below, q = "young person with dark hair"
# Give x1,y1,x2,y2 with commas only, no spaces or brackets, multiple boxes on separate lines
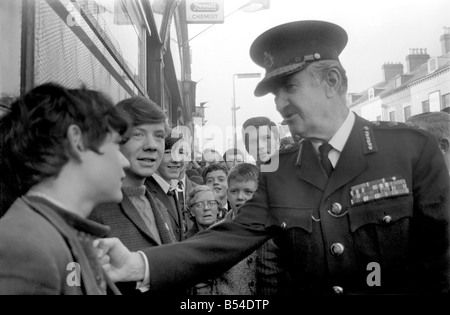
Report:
145,132,187,241
242,116,280,168
0,83,129,294
202,163,229,218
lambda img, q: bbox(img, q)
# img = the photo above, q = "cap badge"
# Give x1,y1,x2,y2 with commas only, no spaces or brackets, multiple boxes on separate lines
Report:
263,51,274,69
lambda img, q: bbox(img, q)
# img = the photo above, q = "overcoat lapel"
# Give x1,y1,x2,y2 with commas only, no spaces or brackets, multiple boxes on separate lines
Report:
295,140,328,191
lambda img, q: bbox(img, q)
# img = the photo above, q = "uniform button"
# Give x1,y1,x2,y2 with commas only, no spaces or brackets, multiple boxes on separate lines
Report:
330,202,343,215
330,243,345,256
332,286,344,295
383,215,392,224
280,222,287,230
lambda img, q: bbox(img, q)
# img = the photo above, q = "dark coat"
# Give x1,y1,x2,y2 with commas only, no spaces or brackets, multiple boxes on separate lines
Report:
0,196,119,295
142,115,450,294
145,176,184,241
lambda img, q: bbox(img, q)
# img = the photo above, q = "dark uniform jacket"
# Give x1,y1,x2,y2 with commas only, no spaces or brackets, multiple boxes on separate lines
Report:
0,196,120,295
142,115,450,294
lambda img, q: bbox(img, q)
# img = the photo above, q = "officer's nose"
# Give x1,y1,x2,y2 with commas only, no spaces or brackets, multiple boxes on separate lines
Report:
275,90,289,113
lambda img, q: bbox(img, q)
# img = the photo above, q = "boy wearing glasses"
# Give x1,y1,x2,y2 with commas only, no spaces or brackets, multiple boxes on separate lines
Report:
202,163,230,219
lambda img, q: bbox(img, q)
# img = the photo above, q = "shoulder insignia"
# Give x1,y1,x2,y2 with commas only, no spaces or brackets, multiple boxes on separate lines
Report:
371,121,410,129
371,121,381,126
359,125,378,154
279,141,300,154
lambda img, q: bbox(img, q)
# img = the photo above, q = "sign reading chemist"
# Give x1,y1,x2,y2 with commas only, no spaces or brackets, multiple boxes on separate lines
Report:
186,0,224,24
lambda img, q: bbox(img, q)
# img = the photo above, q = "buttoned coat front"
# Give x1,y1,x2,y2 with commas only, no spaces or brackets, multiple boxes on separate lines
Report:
143,115,450,294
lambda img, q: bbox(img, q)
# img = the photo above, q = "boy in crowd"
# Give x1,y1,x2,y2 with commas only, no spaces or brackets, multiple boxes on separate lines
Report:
145,132,187,241
242,116,280,169
88,97,176,294
202,163,229,219
0,83,129,294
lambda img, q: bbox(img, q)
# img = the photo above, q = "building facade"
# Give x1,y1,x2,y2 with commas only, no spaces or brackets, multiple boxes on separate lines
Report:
0,0,196,128
349,28,450,122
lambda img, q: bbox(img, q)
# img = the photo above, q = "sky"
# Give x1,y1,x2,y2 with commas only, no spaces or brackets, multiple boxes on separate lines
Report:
185,0,450,154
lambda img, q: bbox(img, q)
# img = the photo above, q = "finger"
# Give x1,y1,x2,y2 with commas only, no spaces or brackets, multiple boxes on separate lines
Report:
96,237,117,252
98,254,110,266
96,248,104,258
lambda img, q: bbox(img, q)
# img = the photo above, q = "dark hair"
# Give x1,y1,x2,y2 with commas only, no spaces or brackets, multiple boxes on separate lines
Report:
0,82,129,200
202,163,229,182
223,148,244,161
227,163,259,186
165,132,183,150
115,96,169,143
242,116,280,153
242,116,277,130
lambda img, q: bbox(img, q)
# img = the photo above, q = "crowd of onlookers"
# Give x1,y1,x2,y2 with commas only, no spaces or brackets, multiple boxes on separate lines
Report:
0,84,293,295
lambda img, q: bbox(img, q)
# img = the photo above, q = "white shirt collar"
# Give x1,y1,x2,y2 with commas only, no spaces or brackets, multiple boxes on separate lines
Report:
311,111,355,167
152,173,175,194
328,110,355,154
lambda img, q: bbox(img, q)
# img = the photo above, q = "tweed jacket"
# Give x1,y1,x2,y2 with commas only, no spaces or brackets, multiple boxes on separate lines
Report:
89,189,175,251
0,196,119,295
141,115,450,294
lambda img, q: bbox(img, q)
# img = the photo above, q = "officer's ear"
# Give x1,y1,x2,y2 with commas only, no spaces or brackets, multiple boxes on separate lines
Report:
324,68,342,98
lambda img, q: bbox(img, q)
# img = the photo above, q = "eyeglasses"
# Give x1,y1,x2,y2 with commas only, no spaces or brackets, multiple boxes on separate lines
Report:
191,200,219,211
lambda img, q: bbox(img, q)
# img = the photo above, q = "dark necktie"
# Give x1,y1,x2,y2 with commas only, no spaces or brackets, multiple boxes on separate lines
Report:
167,189,185,239
319,143,333,177
177,181,185,210
177,181,190,234
167,189,178,214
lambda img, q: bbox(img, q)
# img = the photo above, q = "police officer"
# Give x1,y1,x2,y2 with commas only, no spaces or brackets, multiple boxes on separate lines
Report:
98,20,450,294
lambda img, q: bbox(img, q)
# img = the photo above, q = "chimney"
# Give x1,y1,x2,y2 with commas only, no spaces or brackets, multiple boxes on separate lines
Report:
441,27,450,55
406,48,430,73
381,62,403,82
